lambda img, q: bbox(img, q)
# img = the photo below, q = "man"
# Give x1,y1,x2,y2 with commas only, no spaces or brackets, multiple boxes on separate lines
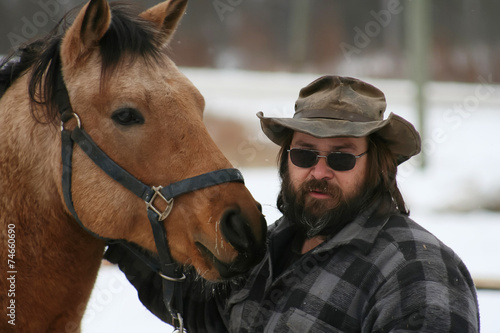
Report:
105,76,479,332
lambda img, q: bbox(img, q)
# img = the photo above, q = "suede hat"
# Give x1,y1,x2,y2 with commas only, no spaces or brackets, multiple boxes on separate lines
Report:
257,75,421,164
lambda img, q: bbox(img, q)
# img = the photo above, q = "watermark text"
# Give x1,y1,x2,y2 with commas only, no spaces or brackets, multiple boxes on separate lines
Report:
6,224,16,326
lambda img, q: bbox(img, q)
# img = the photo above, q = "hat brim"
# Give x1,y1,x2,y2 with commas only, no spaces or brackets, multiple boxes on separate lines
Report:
257,111,421,164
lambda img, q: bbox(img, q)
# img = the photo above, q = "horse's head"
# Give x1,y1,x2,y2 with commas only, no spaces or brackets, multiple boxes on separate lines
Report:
42,0,266,280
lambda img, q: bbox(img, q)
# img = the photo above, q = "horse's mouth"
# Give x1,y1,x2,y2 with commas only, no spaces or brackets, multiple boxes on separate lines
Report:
195,242,246,279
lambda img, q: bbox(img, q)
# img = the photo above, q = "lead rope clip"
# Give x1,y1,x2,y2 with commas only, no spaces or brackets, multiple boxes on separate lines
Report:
172,312,186,333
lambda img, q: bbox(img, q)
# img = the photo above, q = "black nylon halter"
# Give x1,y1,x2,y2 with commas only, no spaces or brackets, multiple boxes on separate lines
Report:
55,67,244,331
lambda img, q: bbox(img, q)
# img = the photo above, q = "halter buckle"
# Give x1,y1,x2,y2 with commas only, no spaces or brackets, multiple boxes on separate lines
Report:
146,186,174,221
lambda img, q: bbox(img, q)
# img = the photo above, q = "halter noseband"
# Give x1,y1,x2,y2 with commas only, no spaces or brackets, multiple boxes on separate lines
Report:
55,67,244,332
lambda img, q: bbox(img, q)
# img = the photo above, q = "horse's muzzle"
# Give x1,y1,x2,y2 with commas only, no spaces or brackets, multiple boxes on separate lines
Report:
217,208,267,278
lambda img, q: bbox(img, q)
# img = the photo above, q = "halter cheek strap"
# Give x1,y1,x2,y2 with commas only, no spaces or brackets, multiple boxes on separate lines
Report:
64,121,244,222
56,68,244,332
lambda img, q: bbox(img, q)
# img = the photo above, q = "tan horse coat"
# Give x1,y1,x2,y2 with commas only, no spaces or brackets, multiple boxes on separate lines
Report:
0,0,265,331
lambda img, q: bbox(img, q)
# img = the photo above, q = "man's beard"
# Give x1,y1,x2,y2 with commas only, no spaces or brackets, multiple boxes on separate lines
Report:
280,173,373,239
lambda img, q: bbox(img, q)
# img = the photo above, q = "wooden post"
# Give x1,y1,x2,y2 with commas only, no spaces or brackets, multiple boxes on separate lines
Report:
288,0,311,72
406,0,431,168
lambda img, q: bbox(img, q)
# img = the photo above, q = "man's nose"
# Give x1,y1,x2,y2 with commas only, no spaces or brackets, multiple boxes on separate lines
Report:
310,156,334,180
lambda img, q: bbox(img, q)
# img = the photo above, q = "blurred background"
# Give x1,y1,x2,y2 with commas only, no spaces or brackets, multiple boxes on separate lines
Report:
2,0,499,168
2,0,499,332
2,0,500,82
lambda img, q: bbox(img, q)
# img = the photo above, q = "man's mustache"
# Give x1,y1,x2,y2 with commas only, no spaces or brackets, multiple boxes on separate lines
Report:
300,179,342,199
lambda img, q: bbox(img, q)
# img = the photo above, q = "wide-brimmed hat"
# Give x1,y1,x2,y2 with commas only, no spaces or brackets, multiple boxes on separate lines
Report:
257,75,421,164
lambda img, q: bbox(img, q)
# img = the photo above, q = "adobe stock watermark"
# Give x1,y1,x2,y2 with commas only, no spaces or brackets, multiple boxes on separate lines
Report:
235,106,291,165
339,0,404,62
7,0,78,48
235,131,272,165
213,0,245,22
63,269,128,333
397,74,498,180
243,250,331,329
5,224,17,326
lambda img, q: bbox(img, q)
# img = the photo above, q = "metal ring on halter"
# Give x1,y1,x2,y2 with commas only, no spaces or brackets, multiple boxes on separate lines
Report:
60,112,82,132
159,272,187,282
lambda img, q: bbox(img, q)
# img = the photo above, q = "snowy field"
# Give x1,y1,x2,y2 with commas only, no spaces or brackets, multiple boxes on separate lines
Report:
83,69,500,332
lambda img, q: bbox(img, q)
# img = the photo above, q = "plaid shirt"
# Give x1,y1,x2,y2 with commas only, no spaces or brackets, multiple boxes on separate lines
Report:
222,207,480,332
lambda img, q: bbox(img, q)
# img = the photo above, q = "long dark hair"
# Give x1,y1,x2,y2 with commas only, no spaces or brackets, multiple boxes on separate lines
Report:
276,132,294,214
365,133,409,215
276,132,409,216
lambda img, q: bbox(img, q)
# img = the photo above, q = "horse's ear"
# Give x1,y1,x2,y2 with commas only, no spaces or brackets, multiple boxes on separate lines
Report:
61,0,111,66
140,0,188,46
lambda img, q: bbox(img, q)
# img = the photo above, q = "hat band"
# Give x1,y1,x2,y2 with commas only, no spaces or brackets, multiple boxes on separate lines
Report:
294,109,375,122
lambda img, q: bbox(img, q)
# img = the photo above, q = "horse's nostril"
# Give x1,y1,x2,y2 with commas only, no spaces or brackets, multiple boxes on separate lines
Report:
220,209,253,252
217,208,267,277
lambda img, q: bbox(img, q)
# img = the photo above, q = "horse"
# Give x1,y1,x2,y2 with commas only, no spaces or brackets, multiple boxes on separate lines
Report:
0,0,267,331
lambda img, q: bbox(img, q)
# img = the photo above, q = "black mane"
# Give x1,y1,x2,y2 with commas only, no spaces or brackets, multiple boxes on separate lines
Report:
0,2,165,125
0,41,44,98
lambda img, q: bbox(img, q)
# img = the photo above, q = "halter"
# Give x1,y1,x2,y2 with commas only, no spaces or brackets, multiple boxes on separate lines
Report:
55,67,244,332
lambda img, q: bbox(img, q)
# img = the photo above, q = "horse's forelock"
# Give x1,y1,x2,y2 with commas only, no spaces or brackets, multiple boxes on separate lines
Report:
23,2,165,126
93,3,167,104
99,3,165,76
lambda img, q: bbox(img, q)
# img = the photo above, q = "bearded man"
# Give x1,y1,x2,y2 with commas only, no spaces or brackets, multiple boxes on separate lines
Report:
105,76,479,332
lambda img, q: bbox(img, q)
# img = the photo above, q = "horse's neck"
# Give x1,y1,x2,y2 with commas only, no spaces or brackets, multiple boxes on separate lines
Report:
1,75,69,230
0,75,104,330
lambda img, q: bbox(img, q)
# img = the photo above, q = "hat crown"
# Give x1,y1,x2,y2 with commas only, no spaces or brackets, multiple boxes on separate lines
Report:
294,76,387,122
257,75,421,165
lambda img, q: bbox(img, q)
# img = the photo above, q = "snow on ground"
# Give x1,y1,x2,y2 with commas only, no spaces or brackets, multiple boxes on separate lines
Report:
83,69,500,332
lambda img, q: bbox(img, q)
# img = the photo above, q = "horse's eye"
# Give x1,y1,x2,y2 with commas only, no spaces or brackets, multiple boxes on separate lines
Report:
111,108,145,126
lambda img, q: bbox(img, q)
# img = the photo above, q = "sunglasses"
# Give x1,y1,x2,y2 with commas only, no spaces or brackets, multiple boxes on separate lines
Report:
287,148,368,171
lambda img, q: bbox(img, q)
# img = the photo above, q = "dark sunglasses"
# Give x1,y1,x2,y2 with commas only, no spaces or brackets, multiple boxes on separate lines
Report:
287,148,368,171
